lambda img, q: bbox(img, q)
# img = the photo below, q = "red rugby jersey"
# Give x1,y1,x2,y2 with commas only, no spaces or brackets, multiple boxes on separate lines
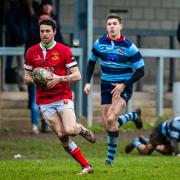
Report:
24,41,77,104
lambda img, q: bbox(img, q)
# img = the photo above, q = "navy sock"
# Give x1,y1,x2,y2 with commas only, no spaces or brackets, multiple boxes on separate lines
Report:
106,131,119,164
118,112,138,127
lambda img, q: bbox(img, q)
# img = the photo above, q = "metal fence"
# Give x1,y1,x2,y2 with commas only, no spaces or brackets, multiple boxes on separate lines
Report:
1,47,180,125
0,47,83,116
138,48,180,116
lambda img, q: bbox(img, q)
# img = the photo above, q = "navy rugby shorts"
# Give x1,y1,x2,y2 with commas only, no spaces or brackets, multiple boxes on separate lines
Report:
149,123,170,146
100,81,133,105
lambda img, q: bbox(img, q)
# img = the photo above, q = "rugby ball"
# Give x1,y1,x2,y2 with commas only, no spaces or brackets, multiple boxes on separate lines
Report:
32,67,52,89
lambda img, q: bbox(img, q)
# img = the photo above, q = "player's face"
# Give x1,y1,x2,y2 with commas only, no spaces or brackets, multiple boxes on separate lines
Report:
40,25,56,45
106,18,122,39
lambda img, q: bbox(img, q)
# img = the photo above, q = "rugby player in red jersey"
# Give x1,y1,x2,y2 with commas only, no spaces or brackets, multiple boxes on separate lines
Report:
24,19,95,175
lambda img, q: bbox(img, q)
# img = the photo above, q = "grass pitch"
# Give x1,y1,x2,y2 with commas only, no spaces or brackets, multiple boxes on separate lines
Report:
0,132,180,180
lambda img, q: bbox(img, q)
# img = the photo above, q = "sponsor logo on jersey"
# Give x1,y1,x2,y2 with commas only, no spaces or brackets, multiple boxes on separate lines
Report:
107,54,118,62
119,48,125,55
35,55,43,61
100,46,111,51
51,53,60,60
63,99,69,105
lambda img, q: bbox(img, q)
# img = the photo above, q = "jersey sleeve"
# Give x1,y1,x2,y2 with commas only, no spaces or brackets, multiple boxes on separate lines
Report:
89,39,99,62
170,131,179,140
64,47,78,69
24,48,33,72
128,44,144,69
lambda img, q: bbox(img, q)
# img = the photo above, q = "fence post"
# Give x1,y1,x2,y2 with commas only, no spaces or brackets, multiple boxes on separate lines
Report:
173,82,180,117
156,56,164,116
87,0,93,127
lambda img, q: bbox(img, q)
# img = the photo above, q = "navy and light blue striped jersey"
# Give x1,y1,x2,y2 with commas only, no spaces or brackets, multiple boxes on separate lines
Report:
89,34,144,83
161,116,180,141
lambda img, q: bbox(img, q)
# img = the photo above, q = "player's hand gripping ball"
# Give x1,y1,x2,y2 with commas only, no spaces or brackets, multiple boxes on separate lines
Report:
32,67,52,89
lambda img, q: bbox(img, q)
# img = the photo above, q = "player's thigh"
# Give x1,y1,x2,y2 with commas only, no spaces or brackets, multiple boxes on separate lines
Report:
108,96,126,117
59,108,77,132
101,104,110,121
101,105,110,128
101,97,126,118
156,144,173,155
101,98,126,128
43,113,65,135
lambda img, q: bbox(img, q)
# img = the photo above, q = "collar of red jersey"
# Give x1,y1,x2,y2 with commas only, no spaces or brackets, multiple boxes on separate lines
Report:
107,34,125,42
40,41,56,50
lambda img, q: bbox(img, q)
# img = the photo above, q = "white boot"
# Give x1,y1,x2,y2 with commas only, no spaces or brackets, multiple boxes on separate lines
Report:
32,124,39,134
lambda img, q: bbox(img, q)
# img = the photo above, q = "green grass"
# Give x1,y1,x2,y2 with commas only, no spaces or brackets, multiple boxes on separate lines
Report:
0,133,180,180
1,157,180,180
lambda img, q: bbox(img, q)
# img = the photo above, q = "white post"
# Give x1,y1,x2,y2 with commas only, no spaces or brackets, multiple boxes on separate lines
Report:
156,56,164,116
87,0,93,127
173,82,180,117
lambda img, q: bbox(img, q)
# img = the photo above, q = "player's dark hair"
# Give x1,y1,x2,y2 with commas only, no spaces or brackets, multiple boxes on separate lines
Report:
39,19,57,32
106,14,122,23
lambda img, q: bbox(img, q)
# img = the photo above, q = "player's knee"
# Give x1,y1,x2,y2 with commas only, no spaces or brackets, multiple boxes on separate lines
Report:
64,127,76,136
107,115,117,128
107,116,114,125
57,131,65,139
121,101,126,110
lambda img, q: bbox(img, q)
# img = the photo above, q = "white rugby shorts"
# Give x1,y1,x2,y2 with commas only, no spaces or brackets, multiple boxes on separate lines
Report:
39,99,74,117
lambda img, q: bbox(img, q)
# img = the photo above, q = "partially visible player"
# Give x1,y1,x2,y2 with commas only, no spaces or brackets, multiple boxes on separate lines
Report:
84,14,144,165
24,19,95,174
125,116,180,156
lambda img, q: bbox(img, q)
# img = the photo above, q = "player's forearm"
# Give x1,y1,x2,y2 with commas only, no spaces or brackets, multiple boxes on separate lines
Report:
86,60,96,83
59,72,81,82
24,75,34,85
124,66,144,87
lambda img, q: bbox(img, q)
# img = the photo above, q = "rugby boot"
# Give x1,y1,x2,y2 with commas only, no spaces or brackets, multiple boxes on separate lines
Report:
32,124,39,135
134,107,143,129
79,125,96,143
105,159,113,166
104,159,113,173
78,166,93,175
